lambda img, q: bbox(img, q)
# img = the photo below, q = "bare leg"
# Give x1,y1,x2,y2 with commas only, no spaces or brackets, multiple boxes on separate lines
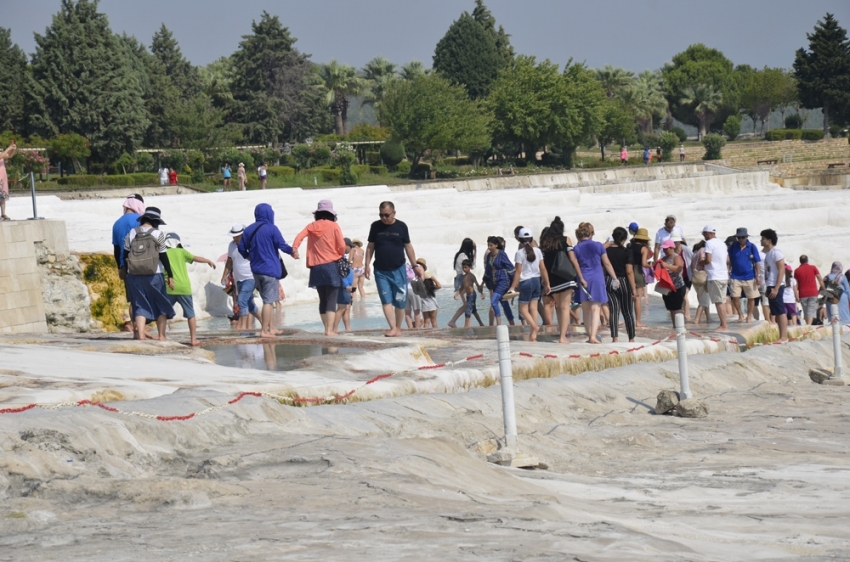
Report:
383,304,403,337
635,287,646,327
134,316,148,340
582,301,602,343
716,301,729,331
745,297,755,323
156,315,167,340
260,303,276,337
188,317,199,346
683,288,691,321
518,302,539,341
447,304,464,328
776,312,788,341
556,290,572,343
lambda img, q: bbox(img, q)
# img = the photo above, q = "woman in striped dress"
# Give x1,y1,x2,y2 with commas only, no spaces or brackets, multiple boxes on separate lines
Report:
605,227,637,342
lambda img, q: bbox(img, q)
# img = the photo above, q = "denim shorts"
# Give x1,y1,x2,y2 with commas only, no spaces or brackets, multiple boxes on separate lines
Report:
255,274,280,305
375,266,408,309
464,292,477,318
167,294,195,319
236,279,259,317
518,277,541,303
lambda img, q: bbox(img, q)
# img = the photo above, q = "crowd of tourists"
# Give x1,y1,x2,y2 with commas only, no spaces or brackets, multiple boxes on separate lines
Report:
111,194,844,345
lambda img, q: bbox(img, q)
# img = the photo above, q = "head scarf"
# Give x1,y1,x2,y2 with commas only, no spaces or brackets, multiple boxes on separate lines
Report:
831,261,843,276
122,197,145,216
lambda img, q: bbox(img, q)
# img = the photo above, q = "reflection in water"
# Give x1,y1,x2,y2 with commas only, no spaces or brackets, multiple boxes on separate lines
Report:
208,343,360,371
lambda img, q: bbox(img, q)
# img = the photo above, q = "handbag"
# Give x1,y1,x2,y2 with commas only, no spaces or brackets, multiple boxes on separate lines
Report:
246,224,288,280
654,262,676,296
551,247,577,282
337,256,351,278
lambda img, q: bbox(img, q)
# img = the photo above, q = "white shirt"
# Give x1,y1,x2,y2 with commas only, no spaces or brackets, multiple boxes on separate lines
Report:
764,247,785,287
228,240,254,282
159,168,168,180
257,166,267,178
783,278,797,303
655,225,685,246
703,238,729,281
514,247,543,281
756,248,766,285
454,253,475,275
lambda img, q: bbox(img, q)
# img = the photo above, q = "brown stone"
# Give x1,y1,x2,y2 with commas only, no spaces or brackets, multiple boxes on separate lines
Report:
676,399,709,418
655,389,680,415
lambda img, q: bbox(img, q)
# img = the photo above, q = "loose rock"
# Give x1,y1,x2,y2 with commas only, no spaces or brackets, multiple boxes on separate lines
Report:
809,368,833,384
655,389,680,415
676,398,709,418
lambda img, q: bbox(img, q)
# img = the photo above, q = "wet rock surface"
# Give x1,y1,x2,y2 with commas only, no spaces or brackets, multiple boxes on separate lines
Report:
35,241,94,333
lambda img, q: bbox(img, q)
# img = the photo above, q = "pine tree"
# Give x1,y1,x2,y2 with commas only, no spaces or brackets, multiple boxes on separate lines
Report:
27,0,149,164
151,24,202,99
793,13,850,134
433,12,505,99
0,28,28,134
471,0,514,65
229,12,330,144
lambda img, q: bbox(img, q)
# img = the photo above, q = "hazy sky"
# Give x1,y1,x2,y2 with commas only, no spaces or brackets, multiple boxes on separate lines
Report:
7,0,850,72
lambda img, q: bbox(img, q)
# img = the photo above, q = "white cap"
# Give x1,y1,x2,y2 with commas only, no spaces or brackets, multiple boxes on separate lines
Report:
702,225,716,233
518,227,533,238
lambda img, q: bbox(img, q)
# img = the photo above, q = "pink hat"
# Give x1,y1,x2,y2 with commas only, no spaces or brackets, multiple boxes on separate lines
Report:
314,199,336,216
661,239,676,249
122,197,145,216
785,264,793,271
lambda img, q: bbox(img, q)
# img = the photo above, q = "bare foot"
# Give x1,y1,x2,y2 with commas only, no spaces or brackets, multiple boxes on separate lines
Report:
611,337,618,343
718,324,729,331
636,323,647,328
157,336,167,341
447,322,457,328
529,326,539,342
190,340,201,347
325,331,339,337
587,338,601,344
558,337,569,344
273,329,283,335
384,329,402,337
260,331,275,338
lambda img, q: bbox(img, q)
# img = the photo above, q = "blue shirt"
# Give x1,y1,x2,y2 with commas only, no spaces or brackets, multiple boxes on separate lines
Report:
222,166,232,179
111,213,140,267
728,240,761,281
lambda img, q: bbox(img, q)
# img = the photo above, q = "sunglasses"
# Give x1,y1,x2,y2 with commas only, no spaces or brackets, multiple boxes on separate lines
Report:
379,213,392,218
736,236,747,239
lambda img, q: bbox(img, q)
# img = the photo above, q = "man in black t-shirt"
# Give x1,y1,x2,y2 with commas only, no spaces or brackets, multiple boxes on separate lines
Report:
365,201,418,337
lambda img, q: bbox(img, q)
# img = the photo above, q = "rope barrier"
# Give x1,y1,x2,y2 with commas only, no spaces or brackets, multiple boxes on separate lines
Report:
1,326,844,420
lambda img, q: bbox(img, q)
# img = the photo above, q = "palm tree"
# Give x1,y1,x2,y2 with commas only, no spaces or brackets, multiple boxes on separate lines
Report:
318,60,366,136
620,70,668,135
595,65,635,99
400,61,429,81
361,56,397,116
679,83,723,140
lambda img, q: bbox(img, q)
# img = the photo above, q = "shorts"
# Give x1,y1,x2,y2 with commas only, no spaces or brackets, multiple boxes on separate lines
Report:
694,283,711,307
730,278,759,299
236,279,259,317
707,280,728,304
337,286,353,306
767,285,786,316
454,273,464,293
518,278,541,303
785,303,797,317
255,274,281,305
634,269,646,289
464,292,477,318
663,286,686,311
800,296,818,319
167,294,195,319
375,266,408,309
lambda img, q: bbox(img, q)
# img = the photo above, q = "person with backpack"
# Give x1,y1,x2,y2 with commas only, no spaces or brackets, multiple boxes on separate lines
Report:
164,233,217,347
292,200,346,336
123,207,175,341
112,194,145,335
238,203,299,338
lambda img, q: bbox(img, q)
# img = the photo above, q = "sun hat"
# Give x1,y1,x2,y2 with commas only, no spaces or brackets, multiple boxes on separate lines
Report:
352,238,362,247
666,214,676,221
138,206,166,226
424,271,434,280
164,232,181,248
229,223,245,236
518,227,533,238
702,225,716,233
314,199,337,216
633,227,651,242
344,237,352,247
669,234,683,242
416,257,427,267
238,162,244,167
735,227,749,238
122,196,145,216
661,239,676,249
628,222,639,233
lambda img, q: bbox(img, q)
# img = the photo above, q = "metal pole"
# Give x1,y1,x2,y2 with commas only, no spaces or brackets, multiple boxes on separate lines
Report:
496,325,517,451
830,303,842,380
675,313,692,399
28,172,43,220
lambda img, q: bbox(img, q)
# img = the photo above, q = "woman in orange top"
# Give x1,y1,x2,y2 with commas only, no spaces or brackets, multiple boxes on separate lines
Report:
292,199,346,336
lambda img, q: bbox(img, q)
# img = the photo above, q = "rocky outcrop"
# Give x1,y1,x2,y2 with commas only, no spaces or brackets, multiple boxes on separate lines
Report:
35,241,95,333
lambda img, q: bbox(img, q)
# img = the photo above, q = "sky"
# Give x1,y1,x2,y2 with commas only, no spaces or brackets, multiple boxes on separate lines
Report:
6,0,850,72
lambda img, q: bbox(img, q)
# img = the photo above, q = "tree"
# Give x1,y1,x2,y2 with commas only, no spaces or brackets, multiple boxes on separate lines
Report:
595,65,635,99
400,61,428,81
318,60,366,136
619,70,668,135
679,83,723,140
151,24,202,99
229,12,330,144
557,63,607,165
379,74,491,170
165,95,240,150
361,56,397,118
433,12,505,99
26,0,149,163
597,99,637,160
793,13,850,135
740,66,788,135
48,132,91,173
471,0,514,65
775,71,798,125
663,44,739,135
0,28,28,134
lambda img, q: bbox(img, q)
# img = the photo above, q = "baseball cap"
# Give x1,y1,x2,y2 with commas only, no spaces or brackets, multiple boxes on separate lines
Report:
661,239,676,249
628,222,639,232
344,237,352,247
518,227,533,238
702,225,716,233
164,232,181,248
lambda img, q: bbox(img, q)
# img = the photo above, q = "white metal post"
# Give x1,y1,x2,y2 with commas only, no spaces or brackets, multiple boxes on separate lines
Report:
496,325,517,450
830,303,843,380
675,313,692,399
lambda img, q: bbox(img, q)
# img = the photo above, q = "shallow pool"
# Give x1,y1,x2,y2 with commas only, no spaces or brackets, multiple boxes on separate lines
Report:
206,343,365,372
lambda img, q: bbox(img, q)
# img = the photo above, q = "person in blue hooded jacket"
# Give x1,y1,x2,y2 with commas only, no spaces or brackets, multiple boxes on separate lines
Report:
238,203,300,337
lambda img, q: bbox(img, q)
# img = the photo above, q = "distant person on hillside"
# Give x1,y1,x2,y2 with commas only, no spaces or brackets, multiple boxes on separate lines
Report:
258,162,268,190
168,167,178,185
794,255,824,325
0,139,16,221
237,163,247,191
238,203,299,338
620,146,629,165
222,163,232,190
656,146,662,161
164,232,216,347
123,207,175,341
158,165,168,186
643,147,650,165
679,144,686,162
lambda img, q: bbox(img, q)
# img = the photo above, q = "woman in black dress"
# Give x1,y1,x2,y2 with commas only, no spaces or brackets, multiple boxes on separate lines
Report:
540,216,584,344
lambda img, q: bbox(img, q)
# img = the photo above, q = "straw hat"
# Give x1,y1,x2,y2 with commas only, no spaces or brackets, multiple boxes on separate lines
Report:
633,227,650,242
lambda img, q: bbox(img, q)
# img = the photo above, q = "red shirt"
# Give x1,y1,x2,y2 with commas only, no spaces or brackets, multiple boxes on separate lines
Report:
794,263,820,298
168,170,178,185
